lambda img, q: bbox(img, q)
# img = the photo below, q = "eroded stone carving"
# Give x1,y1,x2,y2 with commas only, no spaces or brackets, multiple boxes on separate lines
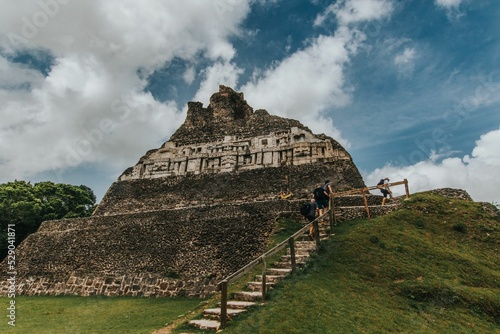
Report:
120,127,348,180
119,85,350,181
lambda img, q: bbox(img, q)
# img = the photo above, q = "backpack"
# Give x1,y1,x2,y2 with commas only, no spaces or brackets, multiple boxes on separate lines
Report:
300,203,311,217
313,187,326,201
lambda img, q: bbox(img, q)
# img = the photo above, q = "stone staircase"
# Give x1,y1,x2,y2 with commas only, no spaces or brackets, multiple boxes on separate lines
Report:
189,222,330,331
187,194,406,331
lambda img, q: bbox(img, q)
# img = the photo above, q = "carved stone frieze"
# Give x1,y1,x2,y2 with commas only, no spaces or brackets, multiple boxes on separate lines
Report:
119,85,351,181
120,127,349,180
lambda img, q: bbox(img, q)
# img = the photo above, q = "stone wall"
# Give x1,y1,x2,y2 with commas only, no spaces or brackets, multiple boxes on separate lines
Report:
0,201,299,297
95,161,365,216
11,274,216,298
1,196,401,297
336,203,399,221
168,86,308,146
428,188,473,201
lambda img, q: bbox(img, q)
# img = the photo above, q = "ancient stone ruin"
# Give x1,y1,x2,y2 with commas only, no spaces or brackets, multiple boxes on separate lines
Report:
1,85,369,298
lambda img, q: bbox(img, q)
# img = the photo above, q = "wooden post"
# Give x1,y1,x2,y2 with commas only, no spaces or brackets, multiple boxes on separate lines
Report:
261,256,267,302
331,196,337,226
362,189,371,219
404,178,410,198
313,220,320,251
288,237,296,273
220,280,228,329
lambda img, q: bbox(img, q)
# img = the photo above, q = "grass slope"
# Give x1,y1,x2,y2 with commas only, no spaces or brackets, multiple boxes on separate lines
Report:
219,192,499,333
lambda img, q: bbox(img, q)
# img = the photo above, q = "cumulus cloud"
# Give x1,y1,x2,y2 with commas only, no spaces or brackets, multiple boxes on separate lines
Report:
240,28,366,148
363,127,500,203
315,0,393,26
239,0,397,148
0,1,252,181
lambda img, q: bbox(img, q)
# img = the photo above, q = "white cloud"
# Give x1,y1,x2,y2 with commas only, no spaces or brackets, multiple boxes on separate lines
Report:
240,27,366,148
394,47,417,74
435,0,463,9
316,0,393,26
183,66,196,85
0,1,253,181
363,127,500,203
193,62,244,107
435,0,465,20
460,76,500,110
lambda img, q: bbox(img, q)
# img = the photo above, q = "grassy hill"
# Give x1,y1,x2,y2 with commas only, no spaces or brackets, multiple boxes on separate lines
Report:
176,190,499,333
1,190,498,333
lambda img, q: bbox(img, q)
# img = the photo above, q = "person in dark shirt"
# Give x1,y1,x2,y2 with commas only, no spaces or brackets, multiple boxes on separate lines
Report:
306,198,318,240
377,177,393,205
313,184,329,219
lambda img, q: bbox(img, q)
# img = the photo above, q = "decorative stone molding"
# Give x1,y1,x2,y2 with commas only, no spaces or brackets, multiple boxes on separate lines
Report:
119,86,351,181
120,127,349,180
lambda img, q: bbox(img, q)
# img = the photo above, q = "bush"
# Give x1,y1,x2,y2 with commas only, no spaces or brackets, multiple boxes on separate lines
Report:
452,222,467,233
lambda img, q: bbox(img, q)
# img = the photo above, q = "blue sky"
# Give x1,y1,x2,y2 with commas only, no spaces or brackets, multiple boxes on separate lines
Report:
0,0,499,203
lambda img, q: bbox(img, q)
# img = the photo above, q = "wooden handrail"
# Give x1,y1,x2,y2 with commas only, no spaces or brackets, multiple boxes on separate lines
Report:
217,179,410,328
330,179,410,224
330,179,410,198
217,209,329,328
217,211,328,287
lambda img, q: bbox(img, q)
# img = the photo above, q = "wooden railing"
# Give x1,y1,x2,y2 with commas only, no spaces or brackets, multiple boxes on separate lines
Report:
217,179,410,328
217,210,331,329
330,179,410,222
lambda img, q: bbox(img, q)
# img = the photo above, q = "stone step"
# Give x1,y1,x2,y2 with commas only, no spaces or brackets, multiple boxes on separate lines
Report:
246,281,276,291
272,261,306,269
203,307,246,319
295,241,316,247
268,268,292,276
281,254,310,263
218,300,256,309
286,247,314,256
298,235,314,241
254,274,286,283
233,291,263,302
189,319,220,331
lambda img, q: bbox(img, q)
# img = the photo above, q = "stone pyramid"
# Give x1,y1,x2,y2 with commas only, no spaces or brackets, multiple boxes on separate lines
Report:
1,86,365,297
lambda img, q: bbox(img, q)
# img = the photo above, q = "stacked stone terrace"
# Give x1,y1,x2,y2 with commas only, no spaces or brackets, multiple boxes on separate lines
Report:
96,85,364,216
1,85,370,297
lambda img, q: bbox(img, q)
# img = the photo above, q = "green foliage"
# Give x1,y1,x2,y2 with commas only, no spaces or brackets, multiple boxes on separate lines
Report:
0,180,97,259
272,216,304,245
453,222,467,233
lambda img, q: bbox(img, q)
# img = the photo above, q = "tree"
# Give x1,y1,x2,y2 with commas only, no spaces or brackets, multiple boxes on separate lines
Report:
0,181,97,260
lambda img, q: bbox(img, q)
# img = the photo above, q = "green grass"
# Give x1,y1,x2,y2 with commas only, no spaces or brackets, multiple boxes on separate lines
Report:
0,295,204,334
216,192,500,333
